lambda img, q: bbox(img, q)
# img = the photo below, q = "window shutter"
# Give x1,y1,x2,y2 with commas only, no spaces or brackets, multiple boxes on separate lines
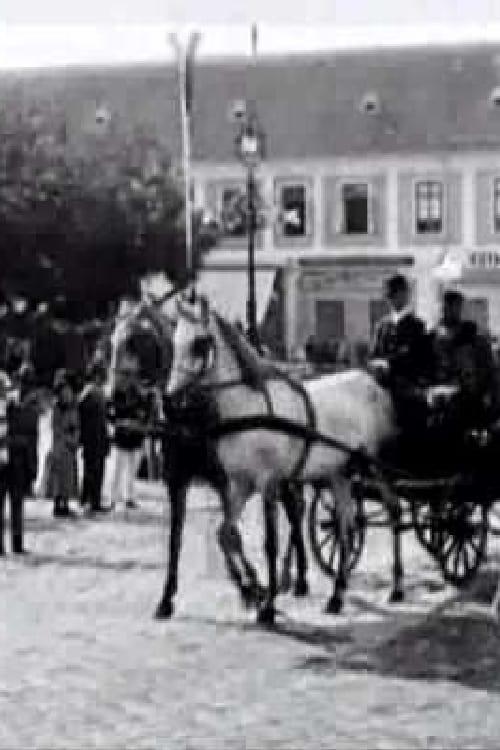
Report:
334,182,344,235
275,183,284,237
307,193,314,237
367,183,376,235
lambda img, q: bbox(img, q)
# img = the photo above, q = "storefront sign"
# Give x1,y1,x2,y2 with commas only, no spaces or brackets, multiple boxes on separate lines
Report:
469,250,500,269
299,269,390,293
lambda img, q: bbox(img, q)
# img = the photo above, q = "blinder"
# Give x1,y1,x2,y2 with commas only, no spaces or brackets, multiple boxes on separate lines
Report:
191,333,216,377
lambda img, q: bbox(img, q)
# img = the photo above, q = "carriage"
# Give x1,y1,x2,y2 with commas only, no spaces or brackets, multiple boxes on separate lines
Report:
307,389,500,590
113,290,500,622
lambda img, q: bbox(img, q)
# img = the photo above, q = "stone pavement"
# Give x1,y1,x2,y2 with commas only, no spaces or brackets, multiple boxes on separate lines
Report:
2,487,500,749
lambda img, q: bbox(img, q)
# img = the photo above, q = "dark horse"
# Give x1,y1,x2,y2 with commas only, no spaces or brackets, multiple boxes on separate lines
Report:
102,296,309,618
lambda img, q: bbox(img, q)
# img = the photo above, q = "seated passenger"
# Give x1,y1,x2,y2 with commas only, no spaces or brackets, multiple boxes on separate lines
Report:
428,289,498,433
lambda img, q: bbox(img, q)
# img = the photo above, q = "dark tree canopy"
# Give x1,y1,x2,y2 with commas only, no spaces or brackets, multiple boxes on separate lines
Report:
0,108,216,322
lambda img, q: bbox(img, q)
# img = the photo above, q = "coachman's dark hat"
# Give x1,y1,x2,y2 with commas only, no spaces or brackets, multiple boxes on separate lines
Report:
443,289,464,306
385,273,409,298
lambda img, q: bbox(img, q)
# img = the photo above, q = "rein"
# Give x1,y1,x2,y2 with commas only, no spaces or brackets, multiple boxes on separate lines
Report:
206,412,414,482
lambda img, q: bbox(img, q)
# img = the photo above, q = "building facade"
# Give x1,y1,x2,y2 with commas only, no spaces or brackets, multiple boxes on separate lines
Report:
196,150,500,357
4,43,500,357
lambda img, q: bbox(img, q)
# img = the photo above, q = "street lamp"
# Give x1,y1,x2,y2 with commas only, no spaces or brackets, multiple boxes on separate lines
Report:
235,113,265,352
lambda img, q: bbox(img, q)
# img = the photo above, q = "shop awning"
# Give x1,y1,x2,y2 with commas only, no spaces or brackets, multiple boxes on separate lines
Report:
197,269,276,325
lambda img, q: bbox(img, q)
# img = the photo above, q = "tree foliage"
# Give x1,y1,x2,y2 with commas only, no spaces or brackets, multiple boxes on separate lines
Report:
0,107,216,321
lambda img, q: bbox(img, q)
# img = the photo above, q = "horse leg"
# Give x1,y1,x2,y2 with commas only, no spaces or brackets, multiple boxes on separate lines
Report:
375,475,405,603
280,482,308,597
216,519,264,607
257,486,279,626
388,498,405,603
325,477,352,615
155,479,187,620
279,535,294,594
216,479,265,607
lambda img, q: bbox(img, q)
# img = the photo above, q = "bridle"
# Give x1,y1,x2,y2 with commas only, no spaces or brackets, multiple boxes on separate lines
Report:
173,296,245,393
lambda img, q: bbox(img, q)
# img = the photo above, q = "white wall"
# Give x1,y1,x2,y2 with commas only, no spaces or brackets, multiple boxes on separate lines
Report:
194,149,500,345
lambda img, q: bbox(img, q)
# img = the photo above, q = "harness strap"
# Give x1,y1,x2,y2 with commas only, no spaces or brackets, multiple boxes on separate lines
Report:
206,413,414,481
281,374,317,481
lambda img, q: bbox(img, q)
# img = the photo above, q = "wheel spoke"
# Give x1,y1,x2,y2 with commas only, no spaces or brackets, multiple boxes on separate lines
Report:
443,535,460,562
462,543,470,574
328,540,338,569
453,542,464,579
441,534,456,560
320,496,336,515
319,531,334,550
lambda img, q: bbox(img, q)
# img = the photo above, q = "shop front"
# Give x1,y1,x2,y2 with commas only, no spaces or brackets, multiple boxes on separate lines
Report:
290,255,415,360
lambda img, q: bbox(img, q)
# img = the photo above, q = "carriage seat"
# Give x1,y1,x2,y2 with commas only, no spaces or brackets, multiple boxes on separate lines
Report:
424,383,459,410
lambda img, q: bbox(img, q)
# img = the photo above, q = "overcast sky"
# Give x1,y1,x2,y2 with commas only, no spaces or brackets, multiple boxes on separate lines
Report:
3,0,500,67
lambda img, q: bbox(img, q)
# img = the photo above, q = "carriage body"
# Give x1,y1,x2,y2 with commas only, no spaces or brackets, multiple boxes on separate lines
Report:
308,416,500,588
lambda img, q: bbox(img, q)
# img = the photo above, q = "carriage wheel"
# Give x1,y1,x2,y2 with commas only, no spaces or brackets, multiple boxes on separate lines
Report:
308,484,366,579
411,499,446,560
437,499,489,587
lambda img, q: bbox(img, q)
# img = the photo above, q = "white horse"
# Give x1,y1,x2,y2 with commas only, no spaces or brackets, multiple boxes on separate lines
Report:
159,291,398,624
103,294,295,612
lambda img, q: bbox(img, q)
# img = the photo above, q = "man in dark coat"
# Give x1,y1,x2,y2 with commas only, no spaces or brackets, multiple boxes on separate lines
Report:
369,274,430,435
79,363,110,513
370,274,429,385
0,366,40,555
429,289,498,431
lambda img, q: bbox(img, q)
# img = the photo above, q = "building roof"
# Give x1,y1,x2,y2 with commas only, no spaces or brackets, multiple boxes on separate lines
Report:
3,42,500,161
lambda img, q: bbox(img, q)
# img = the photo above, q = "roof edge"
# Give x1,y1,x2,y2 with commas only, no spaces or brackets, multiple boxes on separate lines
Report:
3,38,500,79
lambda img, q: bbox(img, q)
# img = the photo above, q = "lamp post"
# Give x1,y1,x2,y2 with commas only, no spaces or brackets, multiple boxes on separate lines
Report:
236,114,264,351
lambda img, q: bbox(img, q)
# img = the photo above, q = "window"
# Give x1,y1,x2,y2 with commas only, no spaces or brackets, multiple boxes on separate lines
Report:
280,184,307,237
220,187,246,237
415,180,443,234
493,178,500,233
342,183,369,234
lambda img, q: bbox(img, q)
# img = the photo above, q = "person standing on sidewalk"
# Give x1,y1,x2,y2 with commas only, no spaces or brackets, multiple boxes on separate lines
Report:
0,371,12,555
109,352,150,510
79,362,110,514
3,364,41,554
51,370,80,518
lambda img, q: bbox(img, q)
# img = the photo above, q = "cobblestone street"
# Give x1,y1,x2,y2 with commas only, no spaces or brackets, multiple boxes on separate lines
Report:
2,484,500,749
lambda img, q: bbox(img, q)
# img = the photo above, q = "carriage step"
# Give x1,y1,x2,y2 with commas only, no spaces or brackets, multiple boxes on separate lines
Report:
393,477,460,495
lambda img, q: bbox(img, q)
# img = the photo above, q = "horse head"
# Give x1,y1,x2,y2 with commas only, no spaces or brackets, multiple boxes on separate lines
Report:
167,288,216,395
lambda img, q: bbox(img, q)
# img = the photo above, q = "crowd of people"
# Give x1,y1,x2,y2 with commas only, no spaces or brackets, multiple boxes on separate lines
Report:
0,297,164,556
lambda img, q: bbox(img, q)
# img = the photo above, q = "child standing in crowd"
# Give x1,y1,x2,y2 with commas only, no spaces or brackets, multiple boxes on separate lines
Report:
50,369,80,518
109,351,149,510
79,362,110,514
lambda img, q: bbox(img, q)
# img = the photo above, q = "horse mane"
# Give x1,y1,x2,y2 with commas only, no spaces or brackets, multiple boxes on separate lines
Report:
213,312,280,390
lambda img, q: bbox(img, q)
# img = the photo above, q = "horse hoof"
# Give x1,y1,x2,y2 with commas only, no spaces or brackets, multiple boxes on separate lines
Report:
154,599,174,620
325,596,343,615
241,586,259,609
257,605,276,626
280,571,292,594
389,589,404,604
251,582,267,604
279,577,292,594
293,579,309,598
